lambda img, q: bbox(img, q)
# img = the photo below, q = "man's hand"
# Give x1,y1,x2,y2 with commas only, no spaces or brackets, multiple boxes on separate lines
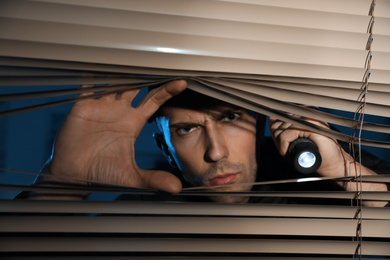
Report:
268,117,345,179
46,80,187,195
268,116,388,206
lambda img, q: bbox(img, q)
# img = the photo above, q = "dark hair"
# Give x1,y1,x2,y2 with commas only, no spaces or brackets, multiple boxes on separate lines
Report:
153,88,233,117
151,88,266,139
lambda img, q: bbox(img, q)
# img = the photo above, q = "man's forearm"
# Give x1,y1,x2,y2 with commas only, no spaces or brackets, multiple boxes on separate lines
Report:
339,157,388,207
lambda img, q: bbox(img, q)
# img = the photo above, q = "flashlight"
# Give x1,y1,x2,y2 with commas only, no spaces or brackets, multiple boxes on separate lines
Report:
289,138,322,174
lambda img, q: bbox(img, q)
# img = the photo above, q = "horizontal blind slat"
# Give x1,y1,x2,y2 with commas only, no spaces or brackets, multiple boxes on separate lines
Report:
199,78,390,116
4,0,387,51
2,200,390,219
0,17,372,69
2,215,389,237
0,237,372,255
1,39,377,83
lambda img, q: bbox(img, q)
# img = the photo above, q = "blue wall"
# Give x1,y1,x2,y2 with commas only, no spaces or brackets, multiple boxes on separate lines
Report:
0,86,167,198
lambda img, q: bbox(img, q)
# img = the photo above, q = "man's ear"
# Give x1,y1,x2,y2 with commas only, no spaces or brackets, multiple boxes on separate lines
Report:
153,132,178,168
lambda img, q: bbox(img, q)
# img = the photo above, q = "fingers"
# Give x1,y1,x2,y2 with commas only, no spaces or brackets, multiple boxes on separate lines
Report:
141,169,183,194
137,79,188,120
78,84,117,102
98,84,139,103
79,84,141,103
269,117,315,156
79,80,187,115
269,116,332,157
117,87,141,103
269,117,292,137
269,117,296,156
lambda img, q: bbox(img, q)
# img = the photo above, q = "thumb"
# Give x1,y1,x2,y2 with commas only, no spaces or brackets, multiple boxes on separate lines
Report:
141,169,183,194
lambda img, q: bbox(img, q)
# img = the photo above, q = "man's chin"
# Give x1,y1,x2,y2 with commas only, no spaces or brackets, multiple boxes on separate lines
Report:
205,184,253,203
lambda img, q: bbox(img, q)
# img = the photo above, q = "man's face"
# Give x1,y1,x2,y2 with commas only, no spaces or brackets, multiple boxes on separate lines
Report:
156,103,258,203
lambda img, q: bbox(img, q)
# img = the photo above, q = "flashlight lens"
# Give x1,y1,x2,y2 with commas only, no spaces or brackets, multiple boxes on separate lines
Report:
298,151,316,168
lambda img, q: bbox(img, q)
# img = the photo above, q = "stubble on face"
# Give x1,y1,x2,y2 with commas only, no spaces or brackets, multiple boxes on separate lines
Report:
201,155,257,203
157,100,259,204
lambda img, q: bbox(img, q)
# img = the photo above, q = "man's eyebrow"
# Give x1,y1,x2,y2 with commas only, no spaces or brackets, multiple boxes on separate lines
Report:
168,108,246,128
169,122,201,129
215,108,244,118
221,108,242,114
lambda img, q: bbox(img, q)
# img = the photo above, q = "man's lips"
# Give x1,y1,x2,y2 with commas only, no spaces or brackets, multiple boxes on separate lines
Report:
210,174,237,186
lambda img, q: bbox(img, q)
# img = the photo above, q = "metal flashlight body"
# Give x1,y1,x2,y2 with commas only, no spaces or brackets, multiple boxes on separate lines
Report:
289,137,322,174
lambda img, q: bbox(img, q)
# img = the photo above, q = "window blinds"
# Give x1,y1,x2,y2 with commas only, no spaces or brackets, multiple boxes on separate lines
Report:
1,0,390,258
1,199,390,257
1,0,390,146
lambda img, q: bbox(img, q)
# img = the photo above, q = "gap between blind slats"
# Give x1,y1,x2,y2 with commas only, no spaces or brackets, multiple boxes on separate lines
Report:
1,63,389,137
2,75,390,135
0,67,100,77
6,80,389,135
1,216,390,238
0,81,157,102
0,56,198,76
2,76,389,145
0,77,163,88
2,72,390,128
2,237,389,255
1,200,389,219
0,81,171,117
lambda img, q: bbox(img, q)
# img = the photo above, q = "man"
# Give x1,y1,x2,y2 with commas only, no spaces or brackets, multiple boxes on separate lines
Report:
34,80,388,206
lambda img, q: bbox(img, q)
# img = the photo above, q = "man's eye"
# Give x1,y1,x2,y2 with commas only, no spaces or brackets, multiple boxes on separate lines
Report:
177,127,196,135
223,112,240,122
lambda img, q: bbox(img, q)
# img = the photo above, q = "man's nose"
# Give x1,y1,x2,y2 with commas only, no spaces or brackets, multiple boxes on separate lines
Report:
204,125,229,162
